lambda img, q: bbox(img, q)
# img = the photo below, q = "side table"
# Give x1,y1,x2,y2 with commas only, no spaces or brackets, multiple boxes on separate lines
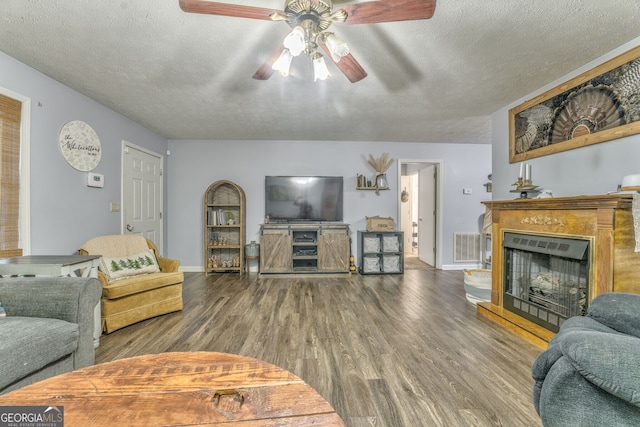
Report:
244,255,260,274
0,255,102,347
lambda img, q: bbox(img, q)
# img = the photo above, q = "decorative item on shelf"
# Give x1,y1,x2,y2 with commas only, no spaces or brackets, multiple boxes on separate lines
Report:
511,162,539,199
483,174,492,193
210,232,219,246
208,255,218,269
366,153,394,194
536,189,553,198
366,216,395,232
375,173,388,190
401,188,409,202
356,174,375,189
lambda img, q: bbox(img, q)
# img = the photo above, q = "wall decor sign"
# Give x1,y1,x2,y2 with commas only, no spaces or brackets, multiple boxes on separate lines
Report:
509,45,640,163
58,120,102,171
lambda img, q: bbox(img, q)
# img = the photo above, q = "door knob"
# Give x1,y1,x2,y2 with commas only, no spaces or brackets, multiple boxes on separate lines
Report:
126,224,134,232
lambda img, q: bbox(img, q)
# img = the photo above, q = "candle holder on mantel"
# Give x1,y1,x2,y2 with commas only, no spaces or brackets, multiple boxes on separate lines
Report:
511,177,540,199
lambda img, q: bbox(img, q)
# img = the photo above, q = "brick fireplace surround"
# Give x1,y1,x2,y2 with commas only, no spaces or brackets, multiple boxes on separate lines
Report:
478,194,640,348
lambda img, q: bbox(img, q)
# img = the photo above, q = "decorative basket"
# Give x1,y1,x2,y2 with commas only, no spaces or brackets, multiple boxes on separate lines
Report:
366,216,394,231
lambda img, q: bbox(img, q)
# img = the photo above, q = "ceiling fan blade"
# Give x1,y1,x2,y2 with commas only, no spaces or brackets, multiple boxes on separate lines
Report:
253,44,285,81
340,0,436,25
319,42,367,83
179,0,280,21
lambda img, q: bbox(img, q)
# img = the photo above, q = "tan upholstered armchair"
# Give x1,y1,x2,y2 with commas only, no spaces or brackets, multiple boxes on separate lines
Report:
79,235,183,333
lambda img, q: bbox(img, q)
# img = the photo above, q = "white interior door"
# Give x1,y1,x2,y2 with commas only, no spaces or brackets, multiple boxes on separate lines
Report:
122,142,163,253
418,165,436,266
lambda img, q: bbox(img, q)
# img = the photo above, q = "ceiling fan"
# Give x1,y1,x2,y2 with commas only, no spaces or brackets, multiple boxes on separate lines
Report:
179,0,437,83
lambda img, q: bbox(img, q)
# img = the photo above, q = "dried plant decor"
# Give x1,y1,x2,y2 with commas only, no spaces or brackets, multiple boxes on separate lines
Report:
368,153,394,173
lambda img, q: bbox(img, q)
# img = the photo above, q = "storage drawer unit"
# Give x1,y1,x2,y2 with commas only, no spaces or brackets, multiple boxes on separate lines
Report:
357,231,404,274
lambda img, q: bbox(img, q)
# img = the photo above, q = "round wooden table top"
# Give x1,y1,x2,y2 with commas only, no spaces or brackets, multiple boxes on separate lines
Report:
0,352,345,426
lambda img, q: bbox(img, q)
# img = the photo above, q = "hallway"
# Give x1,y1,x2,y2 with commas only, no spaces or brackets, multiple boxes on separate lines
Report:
403,253,433,269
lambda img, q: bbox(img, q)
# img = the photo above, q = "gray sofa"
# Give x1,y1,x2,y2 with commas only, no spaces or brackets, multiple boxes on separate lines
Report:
0,276,101,394
532,292,640,426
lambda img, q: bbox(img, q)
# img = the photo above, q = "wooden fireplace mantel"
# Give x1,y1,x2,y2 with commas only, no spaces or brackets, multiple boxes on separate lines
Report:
478,193,640,348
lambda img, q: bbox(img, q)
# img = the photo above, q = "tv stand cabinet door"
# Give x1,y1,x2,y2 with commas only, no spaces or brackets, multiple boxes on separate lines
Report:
318,228,350,272
260,229,293,273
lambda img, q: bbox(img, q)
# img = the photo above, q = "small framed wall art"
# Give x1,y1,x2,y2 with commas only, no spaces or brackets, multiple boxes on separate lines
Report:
58,120,102,171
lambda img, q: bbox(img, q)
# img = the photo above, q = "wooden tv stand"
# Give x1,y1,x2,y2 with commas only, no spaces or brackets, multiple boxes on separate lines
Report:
260,223,350,275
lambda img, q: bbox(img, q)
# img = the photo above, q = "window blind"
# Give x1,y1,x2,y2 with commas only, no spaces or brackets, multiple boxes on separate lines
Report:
0,93,22,256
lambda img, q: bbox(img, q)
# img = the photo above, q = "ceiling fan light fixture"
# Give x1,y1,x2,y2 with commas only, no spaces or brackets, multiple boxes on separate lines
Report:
323,33,349,62
272,48,293,76
180,0,438,84
312,54,330,81
283,26,305,56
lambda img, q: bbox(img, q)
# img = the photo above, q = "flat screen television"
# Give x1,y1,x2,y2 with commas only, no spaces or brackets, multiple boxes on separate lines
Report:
265,176,343,222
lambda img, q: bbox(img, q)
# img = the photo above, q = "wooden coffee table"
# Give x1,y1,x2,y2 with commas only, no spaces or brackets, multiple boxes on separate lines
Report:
0,352,345,426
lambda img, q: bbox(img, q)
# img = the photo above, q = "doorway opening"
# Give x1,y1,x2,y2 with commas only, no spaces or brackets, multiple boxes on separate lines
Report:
397,160,443,269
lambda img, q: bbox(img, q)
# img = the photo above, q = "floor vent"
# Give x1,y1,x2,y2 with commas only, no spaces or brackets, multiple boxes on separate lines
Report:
454,233,481,262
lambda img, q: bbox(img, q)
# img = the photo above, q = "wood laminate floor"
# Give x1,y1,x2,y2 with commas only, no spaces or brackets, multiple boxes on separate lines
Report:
96,269,544,427
404,254,433,269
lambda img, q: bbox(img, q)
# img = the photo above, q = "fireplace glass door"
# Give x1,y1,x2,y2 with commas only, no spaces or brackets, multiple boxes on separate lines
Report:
503,232,590,332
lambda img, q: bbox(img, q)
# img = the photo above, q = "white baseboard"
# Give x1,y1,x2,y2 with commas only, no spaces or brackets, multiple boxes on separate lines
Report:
441,263,482,271
182,264,482,272
179,266,205,273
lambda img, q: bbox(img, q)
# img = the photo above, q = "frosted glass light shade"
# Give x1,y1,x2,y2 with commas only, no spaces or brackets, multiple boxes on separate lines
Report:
313,55,330,81
283,26,305,57
272,48,293,76
324,33,349,62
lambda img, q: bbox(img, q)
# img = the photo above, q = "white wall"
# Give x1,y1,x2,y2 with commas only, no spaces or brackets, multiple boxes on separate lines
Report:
167,140,492,270
0,51,169,254
491,36,640,200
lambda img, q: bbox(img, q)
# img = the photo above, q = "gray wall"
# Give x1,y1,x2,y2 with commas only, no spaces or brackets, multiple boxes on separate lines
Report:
1,50,492,267
4,24,638,271
166,140,492,270
491,36,640,200
0,51,169,255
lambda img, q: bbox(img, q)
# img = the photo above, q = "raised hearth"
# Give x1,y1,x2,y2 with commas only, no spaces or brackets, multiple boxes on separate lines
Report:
479,194,640,348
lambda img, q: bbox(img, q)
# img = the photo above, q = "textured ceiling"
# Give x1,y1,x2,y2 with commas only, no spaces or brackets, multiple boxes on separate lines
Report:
1,0,640,143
